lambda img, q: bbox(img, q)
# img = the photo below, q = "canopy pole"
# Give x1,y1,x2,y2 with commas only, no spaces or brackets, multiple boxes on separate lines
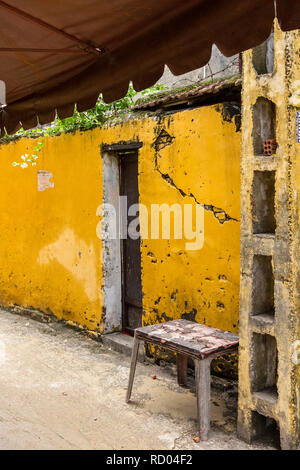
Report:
0,0,103,56
274,0,277,19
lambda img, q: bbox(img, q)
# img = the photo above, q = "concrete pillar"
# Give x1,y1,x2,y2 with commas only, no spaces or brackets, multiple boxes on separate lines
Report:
238,22,300,450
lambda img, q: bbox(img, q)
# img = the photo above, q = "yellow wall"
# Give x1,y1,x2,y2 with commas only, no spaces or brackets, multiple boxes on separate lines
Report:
139,106,240,333
0,104,241,335
0,132,104,332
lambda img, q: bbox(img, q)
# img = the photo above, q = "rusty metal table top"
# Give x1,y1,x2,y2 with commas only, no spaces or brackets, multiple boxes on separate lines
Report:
135,319,239,360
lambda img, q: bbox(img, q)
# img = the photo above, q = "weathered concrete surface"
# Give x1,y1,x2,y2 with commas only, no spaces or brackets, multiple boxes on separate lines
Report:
102,332,145,362
238,21,300,449
156,47,239,90
0,310,273,450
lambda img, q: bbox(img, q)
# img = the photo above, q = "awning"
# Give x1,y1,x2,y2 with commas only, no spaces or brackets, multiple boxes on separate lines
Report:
0,1,299,136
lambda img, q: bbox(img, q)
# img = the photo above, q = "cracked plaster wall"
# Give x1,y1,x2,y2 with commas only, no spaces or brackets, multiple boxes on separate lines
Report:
137,106,240,378
0,103,241,347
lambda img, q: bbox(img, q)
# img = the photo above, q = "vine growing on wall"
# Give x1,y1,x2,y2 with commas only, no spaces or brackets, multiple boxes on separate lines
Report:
7,83,165,168
11,83,164,137
13,140,44,168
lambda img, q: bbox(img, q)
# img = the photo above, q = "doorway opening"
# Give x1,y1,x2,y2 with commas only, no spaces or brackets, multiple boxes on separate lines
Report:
101,142,143,335
120,151,142,334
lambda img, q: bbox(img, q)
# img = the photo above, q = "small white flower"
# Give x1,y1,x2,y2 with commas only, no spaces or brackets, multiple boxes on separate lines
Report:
12,162,19,166
21,155,26,160
25,153,29,157
32,162,37,166
20,162,28,169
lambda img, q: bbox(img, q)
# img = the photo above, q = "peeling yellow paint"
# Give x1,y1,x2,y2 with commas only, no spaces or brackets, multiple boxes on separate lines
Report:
38,228,98,302
0,103,241,337
0,132,103,331
139,106,240,334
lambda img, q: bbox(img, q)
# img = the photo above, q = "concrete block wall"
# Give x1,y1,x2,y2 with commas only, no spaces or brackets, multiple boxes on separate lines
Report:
238,23,300,449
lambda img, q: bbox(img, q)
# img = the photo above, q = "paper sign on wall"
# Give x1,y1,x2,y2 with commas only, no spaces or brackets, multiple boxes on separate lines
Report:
38,170,54,191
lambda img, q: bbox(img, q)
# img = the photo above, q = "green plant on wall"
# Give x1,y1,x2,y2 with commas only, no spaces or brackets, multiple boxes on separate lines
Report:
44,83,165,133
15,83,163,137
12,140,44,168
8,83,165,167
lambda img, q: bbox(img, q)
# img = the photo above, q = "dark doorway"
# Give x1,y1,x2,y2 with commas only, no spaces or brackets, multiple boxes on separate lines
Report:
120,151,142,334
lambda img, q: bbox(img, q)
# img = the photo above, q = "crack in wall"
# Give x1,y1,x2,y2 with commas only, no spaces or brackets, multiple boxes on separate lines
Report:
154,150,238,224
153,129,175,152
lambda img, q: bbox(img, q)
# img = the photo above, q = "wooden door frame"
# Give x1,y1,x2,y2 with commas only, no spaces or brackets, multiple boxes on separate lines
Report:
119,151,142,334
101,141,143,334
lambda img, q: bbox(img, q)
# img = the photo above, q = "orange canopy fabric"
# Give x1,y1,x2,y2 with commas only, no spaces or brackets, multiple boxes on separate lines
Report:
0,0,299,136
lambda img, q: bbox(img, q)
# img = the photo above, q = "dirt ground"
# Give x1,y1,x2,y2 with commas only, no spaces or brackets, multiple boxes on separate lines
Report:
0,309,274,450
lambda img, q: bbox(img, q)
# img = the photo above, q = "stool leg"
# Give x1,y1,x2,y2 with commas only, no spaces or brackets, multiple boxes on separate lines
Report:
177,353,188,387
194,358,211,441
126,336,142,403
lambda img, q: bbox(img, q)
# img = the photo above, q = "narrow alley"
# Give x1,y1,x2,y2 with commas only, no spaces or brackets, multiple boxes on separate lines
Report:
0,310,274,450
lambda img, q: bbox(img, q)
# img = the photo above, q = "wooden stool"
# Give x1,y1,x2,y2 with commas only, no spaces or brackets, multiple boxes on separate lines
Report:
126,319,239,441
